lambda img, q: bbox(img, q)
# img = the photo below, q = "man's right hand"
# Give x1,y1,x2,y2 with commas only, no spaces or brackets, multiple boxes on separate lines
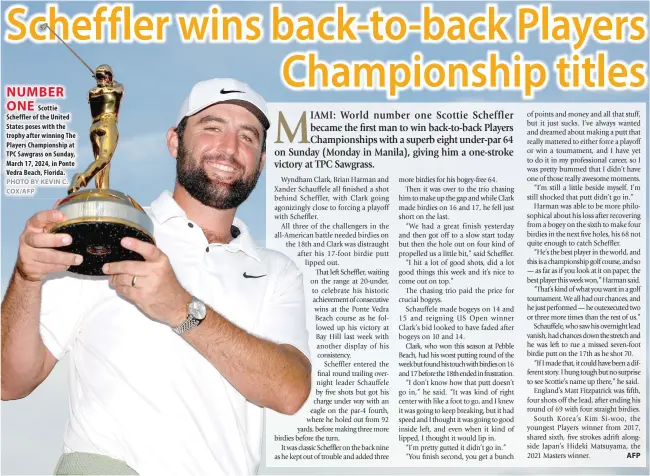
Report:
16,209,83,282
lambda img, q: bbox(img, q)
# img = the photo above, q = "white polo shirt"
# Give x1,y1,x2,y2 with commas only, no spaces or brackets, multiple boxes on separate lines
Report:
39,190,310,475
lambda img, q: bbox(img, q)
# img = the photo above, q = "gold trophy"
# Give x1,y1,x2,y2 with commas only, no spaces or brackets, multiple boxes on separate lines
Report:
42,24,155,275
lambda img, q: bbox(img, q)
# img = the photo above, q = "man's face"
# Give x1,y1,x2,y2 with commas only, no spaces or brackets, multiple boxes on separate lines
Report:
172,103,266,210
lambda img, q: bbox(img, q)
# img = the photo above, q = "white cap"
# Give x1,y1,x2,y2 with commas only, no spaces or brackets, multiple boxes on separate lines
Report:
175,78,270,130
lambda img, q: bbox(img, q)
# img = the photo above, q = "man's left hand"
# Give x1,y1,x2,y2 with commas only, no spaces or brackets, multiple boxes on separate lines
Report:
103,237,190,327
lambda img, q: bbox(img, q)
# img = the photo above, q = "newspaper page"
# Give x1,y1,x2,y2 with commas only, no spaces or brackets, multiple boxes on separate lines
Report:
0,1,647,476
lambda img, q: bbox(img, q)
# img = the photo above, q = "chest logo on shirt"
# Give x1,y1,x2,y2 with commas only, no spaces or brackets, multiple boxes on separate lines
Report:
243,272,266,279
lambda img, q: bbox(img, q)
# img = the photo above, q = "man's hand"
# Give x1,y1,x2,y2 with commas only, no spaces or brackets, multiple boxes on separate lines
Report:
102,237,190,326
17,209,83,282
104,240,310,414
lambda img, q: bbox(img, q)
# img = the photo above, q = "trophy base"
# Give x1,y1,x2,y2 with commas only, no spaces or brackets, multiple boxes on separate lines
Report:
51,188,155,276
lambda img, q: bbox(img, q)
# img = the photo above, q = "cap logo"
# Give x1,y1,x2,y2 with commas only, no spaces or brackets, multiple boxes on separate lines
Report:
220,88,244,94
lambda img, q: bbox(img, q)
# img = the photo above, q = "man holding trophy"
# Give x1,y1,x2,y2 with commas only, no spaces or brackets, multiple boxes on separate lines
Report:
1,48,311,474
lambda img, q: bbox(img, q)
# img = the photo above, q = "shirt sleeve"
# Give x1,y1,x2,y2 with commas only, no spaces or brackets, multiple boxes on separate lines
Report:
254,255,311,362
39,273,91,360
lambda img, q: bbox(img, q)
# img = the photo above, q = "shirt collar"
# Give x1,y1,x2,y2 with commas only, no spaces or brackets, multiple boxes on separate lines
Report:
150,190,261,262
150,190,185,224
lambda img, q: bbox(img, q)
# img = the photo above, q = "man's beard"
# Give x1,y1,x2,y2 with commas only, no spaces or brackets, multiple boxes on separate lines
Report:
176,139,261,210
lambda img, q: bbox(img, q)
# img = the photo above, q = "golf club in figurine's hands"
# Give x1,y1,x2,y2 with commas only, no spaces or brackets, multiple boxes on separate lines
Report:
41,23,155,276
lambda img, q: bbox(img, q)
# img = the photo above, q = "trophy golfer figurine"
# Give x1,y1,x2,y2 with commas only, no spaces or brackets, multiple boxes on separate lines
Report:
69,64,123,193
41,23,155,276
